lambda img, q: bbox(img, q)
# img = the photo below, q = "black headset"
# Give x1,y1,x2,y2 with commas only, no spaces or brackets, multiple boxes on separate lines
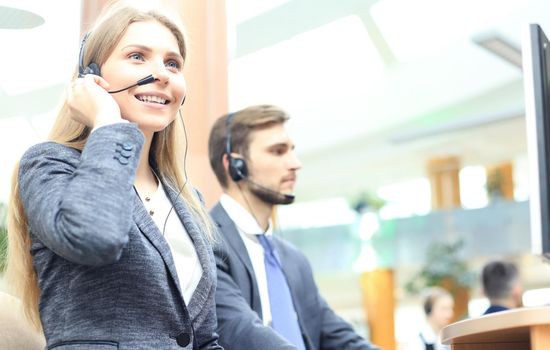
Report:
78,33,101,77
77,32,157,94
225,113,248,182
423,299,433,316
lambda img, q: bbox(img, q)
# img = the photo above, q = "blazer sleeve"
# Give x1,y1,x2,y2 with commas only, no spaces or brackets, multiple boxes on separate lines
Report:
317,293,381,350
18,123,144,266
280,242,380,350
214,241,298,350
294,248,379,350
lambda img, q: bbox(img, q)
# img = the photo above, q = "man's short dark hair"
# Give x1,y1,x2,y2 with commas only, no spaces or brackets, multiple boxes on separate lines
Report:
481,260,519,299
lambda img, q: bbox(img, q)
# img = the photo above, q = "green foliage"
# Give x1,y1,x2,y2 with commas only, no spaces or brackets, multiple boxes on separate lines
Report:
350,192,386,213
405,240,476,295
0,203,6,272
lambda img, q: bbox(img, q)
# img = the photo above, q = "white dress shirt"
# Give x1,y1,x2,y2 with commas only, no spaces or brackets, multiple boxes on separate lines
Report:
220,193,273,326
404,322,450,350
139,180,203,304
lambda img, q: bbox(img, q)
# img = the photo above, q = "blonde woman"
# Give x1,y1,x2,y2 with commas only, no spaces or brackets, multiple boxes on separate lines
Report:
404,287,454,350
6,2,222,349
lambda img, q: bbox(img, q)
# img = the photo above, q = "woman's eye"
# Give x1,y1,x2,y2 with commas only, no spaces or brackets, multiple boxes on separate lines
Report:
166,60,180,70
129,53,144,61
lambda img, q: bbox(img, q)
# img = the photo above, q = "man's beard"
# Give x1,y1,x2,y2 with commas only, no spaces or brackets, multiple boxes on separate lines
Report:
248,179,295,205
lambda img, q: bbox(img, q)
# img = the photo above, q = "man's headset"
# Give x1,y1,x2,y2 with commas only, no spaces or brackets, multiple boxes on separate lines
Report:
224,113,295,203
78,32,158,95
225,113,248,182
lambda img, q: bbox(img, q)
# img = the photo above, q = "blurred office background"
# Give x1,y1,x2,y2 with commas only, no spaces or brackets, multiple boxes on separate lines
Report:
2,1,550,349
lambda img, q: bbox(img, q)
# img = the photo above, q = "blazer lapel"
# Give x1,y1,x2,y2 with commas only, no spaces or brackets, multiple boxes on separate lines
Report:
132,192,184,300
211,203,263,316
162,180,215,322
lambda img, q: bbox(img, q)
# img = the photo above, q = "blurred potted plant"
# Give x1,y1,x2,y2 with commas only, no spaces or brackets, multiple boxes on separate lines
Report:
405,240,476,321
486,168,505,200
351,192,386,214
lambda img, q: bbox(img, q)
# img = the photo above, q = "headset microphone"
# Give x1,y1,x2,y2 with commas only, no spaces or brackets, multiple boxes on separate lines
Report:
232,166,295,203
107,74,156,94
247,179,295,203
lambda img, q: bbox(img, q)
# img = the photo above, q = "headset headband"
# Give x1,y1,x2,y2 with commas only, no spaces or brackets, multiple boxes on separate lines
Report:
78,33,91,77
225,113,235,156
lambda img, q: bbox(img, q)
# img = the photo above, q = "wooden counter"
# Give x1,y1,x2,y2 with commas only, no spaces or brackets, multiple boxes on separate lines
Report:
441,307,550,349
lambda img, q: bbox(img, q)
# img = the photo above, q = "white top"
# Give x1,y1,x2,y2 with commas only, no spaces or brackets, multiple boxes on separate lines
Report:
220,193,273,326
139,181,203,304
404,322,450,350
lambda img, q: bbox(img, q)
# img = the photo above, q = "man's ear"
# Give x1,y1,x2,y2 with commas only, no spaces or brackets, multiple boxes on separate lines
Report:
222,153,232,183
222,153,230,172
512,283,523,307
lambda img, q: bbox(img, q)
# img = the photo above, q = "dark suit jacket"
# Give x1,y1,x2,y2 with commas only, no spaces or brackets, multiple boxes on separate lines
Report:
211,203,379,350
483,305,509,315
19,123,222,350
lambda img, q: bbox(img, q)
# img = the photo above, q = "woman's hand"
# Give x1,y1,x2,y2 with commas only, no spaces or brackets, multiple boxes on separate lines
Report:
67,74,124,130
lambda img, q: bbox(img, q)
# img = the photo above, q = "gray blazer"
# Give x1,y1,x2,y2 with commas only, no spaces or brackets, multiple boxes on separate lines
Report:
211,203,379,350
18,123,222,350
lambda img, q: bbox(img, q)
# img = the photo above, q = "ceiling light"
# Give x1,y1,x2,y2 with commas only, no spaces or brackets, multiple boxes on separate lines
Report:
388,108,523,144
0,5,44,29
473,32,522,68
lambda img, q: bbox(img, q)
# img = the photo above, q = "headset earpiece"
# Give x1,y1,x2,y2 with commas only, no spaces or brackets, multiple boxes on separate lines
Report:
83,62,101,76
228,155,248,182
225,113,248,182
424,303,432,316
78,33,101,77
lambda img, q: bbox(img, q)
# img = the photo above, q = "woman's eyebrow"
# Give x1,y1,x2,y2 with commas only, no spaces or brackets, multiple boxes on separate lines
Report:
121,44,183,60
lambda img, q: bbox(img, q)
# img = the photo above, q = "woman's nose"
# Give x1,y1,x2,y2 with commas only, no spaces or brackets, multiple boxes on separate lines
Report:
152,63,170,84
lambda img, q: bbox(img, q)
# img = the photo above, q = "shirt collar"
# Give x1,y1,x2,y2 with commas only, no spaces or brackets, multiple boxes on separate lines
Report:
420,322,438,343
220,193,273,236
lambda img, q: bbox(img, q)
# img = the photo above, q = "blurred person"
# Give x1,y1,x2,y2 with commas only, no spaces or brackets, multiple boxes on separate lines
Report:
6,1,222,348
405,287,454,350
208,105,379,350
481,260,523,315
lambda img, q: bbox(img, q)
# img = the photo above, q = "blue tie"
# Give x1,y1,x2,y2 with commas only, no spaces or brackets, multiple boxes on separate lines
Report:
257,234,306,350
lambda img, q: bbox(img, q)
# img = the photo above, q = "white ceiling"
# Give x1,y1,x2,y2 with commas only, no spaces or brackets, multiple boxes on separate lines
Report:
227,0,544,202
0,0,80,201
0,0,547,204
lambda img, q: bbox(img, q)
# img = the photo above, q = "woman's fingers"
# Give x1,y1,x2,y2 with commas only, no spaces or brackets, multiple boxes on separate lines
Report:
84,73,111,91
67,74,120,128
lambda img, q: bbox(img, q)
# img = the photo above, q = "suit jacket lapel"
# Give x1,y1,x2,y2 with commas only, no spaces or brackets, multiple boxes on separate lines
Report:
162,180,214,322
211,203,263,317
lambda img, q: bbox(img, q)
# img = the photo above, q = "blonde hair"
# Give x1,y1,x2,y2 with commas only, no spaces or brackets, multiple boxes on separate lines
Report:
6,0,214,332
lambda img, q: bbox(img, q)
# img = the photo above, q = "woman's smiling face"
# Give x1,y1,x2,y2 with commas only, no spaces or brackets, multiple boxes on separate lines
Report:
100,20,186,134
